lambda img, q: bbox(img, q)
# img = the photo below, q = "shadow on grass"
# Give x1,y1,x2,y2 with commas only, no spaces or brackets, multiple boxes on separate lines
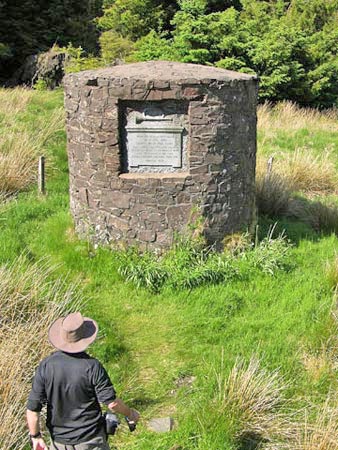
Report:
257,216,319,245
258,195,338,245
237,432,268,450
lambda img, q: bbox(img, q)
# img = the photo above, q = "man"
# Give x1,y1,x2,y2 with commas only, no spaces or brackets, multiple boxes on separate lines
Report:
27,312,139,450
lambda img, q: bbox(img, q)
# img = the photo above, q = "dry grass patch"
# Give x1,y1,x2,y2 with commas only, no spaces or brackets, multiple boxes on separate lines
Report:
290,399,338,450
257,147,337,199
0,106,64,194
0,88,33,122
256,148,338,226
278,148,337,195
0,256,82,450
258,101,338,134
301,341,338,383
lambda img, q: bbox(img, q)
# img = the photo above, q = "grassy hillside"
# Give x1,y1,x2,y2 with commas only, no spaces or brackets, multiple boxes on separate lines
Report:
0,89,337,450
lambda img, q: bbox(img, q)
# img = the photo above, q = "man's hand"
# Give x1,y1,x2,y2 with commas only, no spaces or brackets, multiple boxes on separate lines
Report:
108,398,140,423
31,437,48,450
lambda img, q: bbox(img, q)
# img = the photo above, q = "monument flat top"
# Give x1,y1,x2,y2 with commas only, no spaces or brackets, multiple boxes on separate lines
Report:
65,60,257,84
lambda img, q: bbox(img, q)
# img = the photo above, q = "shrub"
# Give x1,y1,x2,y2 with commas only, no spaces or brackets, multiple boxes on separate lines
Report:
0,256,82,450
99,31,134,64
61,44,102,74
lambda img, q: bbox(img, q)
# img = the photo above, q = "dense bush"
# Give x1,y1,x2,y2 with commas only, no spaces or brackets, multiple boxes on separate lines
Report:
102,0,338,107
2,0,337,107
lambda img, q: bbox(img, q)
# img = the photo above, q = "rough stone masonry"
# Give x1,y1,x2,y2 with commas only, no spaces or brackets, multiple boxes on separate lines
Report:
64,61,258,250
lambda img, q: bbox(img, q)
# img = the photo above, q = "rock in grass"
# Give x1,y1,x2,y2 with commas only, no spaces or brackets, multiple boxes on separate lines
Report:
148,417,174,433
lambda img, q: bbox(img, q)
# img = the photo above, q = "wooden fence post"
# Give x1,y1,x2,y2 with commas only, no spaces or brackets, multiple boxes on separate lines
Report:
38,156,45,195
266,155,274,177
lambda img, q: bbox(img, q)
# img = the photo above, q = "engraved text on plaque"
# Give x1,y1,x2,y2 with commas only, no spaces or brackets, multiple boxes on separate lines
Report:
126,127,183,168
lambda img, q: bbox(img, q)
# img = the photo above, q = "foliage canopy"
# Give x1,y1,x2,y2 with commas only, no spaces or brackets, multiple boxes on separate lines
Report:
0,0,337,107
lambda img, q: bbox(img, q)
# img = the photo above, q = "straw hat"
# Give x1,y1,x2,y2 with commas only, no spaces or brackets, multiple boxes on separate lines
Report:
48,312,98,353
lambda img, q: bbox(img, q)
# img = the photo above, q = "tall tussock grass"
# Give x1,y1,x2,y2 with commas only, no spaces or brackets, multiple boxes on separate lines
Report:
0,88,64,194
211,356,338,450
0,256,82,450
0,88,33,121
217,357,287,437
278,148,337,195
256,157,293,216
257,148,337,201
256,102,338,229
258,101,338,133
256,148,338,234
289,399,338,450
212,356,292,448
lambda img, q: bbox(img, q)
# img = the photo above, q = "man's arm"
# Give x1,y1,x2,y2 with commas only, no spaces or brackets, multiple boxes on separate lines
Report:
26,409,48,450
107,398,140,423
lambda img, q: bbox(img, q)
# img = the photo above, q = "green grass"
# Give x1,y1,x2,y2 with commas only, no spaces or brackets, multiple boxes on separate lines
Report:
1,91,338,449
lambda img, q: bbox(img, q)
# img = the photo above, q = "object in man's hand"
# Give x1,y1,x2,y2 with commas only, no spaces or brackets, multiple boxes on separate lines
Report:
125,416,136,432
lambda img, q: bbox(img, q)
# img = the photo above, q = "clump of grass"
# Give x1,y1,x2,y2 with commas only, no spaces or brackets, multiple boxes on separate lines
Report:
256,156,294,217
117,248,169,293
223,232,252,255
247,226,292,275
0,256,82,450
171,252,239,290
0,131,40,193
278,148,337,196
117,239,240,293
214,356,289,445
301,341,338,383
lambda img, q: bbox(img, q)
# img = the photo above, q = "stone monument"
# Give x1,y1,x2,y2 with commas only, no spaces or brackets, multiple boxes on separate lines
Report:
64,61,258,250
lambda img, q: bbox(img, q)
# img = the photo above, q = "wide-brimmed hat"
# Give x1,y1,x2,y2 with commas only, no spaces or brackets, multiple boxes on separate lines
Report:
48,312,98,353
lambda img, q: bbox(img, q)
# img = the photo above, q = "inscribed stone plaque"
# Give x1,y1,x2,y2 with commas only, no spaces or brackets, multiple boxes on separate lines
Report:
126,127,183,168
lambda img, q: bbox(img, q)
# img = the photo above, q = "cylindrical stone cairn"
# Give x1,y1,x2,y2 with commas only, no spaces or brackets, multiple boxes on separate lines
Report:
64,61,258,250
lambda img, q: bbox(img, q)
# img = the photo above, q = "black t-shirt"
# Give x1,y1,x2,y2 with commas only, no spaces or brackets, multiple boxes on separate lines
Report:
27,351,116,444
